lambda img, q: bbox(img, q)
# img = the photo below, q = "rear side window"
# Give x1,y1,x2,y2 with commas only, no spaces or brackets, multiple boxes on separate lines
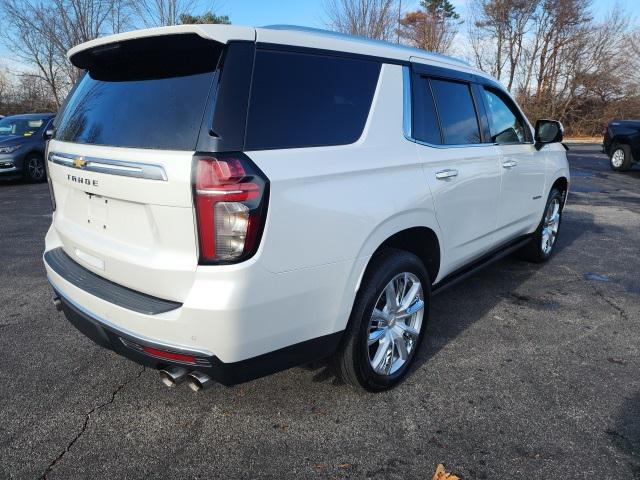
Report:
245,50,381,150
55,35,223,150
430,79,481,145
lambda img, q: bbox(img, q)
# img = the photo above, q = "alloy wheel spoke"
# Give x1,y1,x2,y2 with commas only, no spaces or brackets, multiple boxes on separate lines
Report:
384,338,395,375
368,328,386,346
385,282,399,311
371,337,390,373
399,283,421,312
395,335,409,360
371,308,389,326
395,322,420,338
395,300,425,319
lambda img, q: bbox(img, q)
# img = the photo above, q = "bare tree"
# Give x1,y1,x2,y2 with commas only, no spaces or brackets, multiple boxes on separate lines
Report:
132,0,195,27
467,0,640,135
628,28,640,85
132,0,230,27
469,0,539,90
397,0,461,54
0,0,127,107
323,0,398,41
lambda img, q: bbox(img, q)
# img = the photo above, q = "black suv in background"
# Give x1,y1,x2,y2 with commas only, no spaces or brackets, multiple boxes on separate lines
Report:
603,120,640,171
0,113,55,182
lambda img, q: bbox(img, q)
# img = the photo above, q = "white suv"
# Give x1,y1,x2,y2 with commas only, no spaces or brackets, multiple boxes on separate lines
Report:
43,25,569,392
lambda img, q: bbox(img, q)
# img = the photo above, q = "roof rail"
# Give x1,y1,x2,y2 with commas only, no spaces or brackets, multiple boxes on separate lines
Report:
261,24,469,67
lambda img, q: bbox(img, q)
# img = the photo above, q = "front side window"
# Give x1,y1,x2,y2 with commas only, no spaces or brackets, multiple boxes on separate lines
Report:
429,79,481,145
482,88,529,144
245,50,381,150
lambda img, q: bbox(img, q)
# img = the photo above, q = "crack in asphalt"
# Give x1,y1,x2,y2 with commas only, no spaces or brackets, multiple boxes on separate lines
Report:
593,289,630,322
554,263,632,322
38,366,145,480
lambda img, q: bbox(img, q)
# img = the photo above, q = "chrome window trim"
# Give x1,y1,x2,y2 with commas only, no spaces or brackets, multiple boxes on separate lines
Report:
48,152,168,181
402,65,534,149
402,65,413,140
49,278,214,357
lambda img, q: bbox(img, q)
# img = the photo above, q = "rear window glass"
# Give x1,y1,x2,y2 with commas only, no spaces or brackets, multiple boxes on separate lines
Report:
245,50,381,150
55,35,223,150
430,79,481,145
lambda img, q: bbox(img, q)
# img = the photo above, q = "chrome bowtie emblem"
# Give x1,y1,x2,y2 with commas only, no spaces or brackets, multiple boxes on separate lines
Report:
73,157,87,169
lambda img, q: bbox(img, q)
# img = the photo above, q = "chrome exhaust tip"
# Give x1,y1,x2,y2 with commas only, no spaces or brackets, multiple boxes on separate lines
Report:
159,366,189,387
53,296,63,312
186,371,213,392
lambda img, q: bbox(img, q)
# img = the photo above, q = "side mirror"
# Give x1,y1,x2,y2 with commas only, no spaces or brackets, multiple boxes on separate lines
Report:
534,119,563,150
44,128,54,140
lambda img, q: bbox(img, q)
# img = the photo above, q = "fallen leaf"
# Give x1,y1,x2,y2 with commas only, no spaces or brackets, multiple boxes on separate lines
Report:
432,463,460,480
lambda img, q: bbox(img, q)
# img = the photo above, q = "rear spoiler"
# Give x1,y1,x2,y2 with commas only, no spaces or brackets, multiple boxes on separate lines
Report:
68,24,255,68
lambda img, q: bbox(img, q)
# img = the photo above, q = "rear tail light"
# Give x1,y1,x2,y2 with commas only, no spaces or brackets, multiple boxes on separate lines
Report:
192,153,268,264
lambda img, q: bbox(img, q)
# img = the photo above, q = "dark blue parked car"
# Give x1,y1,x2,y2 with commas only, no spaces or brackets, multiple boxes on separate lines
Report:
0,113,55,182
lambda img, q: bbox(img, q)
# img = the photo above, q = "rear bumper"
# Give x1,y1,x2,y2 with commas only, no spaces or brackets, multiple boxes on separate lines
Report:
43,223,354,384
51,281,342,386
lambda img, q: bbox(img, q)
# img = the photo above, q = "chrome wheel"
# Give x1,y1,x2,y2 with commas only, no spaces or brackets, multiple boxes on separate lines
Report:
541,198,560,255
611,148,625,168
28,157,44,179
367,272,424,376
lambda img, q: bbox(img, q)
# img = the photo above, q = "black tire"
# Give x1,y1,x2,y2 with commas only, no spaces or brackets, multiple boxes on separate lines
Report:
518,188,563,263
609,144,633,172
23,154,46,183
332,248,431,392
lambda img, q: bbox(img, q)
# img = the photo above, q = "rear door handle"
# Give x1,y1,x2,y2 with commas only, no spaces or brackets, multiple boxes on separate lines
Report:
502,160,518,169
435,169,459,180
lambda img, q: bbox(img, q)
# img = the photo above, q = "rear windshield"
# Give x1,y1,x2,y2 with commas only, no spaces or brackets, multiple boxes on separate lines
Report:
245,50,381,150
55,35,223,150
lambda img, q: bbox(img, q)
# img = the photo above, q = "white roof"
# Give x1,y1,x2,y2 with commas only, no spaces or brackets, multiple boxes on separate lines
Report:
68,24,486,77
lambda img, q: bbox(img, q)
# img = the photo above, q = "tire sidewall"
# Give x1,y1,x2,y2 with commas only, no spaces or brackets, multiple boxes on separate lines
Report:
352,251,431,391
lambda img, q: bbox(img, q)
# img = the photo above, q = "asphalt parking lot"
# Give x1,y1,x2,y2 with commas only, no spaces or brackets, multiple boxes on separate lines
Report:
1,145,638,479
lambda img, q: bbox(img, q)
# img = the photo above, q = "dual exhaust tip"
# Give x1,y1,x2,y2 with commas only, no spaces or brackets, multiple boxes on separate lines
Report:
159,366,213,392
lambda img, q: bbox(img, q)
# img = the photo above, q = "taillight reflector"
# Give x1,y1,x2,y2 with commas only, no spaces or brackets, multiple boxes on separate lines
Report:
142,346,197,365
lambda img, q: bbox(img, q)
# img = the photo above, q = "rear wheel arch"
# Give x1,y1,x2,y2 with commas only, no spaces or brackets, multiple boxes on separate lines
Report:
358,226,441,291
332,216,442,334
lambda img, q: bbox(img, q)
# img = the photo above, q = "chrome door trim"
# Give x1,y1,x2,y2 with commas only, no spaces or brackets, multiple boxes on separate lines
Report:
48,152,168,181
